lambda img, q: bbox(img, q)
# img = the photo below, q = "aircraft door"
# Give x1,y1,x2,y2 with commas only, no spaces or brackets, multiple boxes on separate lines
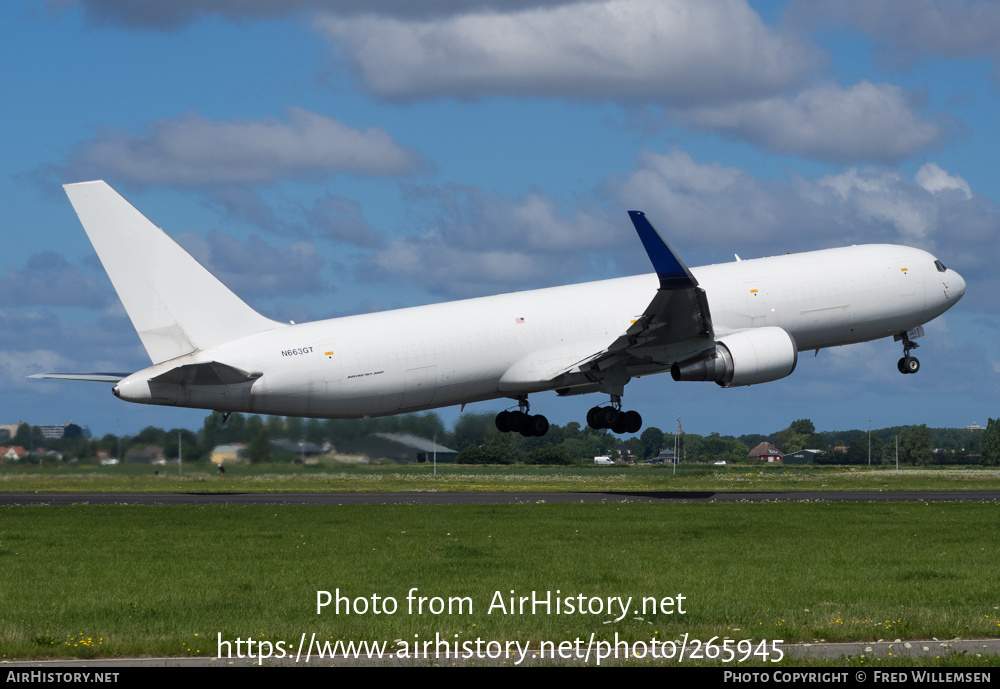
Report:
401,365,438,409
319,344,343,383
745,282,767,327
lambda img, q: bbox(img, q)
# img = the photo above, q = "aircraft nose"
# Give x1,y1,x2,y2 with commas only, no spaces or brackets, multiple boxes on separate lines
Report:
948,269,966,302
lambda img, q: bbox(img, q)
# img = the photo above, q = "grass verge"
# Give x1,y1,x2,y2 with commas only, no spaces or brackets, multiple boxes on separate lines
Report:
2,463,1000,493
1,501,998,661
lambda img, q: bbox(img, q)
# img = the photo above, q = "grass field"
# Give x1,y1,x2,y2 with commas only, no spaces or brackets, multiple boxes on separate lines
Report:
2,461,1000,493
2,500,999,663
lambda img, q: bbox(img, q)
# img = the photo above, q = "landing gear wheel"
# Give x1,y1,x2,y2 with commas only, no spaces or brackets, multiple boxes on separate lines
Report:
897,358,907,374
522,414,549,437
507,411,527,433
623,410,642,434
904,356,919,374
597,407,619,429
586,407,601,430
495,410,512,432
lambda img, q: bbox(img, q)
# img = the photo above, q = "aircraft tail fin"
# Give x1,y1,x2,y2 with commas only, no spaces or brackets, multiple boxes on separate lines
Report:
64,181,284,364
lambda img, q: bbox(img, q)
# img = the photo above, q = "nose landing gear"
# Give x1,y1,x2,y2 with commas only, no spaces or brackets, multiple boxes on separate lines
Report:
897,332,920,374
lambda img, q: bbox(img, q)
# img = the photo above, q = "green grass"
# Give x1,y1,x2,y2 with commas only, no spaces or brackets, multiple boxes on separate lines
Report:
2,501,999,661
2,462,1000,493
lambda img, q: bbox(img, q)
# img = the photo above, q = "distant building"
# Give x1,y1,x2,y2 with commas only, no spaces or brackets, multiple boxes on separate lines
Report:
965,423,984,431
749,442,783,463
649,448,675,464
38,425,67,440
612,442,635,463
338,433,457,464
782,449,822,465
270,439,325,457
0,446,27,462
210,443,247,465
125,445,165,463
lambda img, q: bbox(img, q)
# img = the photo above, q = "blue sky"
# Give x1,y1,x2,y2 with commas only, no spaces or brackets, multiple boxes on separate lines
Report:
3,0,1000,438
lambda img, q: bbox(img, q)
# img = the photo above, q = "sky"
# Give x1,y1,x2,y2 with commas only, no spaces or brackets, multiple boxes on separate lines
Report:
2,0,1000,439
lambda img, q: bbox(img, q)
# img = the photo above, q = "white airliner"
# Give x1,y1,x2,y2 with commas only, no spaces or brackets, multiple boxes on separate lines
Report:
34,181,966,436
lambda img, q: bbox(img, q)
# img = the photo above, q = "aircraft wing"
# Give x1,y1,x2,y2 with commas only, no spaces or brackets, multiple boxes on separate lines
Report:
559,212,715,382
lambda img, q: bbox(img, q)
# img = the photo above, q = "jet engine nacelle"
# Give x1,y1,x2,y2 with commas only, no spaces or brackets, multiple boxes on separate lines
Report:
671,326,798,388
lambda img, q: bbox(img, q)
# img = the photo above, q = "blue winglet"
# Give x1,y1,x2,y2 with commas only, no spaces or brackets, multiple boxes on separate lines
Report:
627,211,698,290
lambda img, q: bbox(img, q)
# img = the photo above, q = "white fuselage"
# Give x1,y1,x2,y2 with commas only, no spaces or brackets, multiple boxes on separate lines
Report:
113,244,965,418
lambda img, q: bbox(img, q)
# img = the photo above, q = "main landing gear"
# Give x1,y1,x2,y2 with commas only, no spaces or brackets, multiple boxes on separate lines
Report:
897,332,920,375
495,395,645,437
495,397,550,437
586,396,642,434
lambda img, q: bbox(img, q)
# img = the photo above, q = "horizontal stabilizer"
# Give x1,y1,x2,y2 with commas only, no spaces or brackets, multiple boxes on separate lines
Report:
28,372,130,383
151,361,262,386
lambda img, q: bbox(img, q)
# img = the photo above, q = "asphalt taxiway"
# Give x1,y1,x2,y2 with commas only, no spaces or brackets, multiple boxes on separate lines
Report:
2,490,999,506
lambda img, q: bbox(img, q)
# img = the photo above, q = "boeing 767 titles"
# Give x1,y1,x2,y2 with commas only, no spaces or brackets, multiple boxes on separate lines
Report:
33,181,966,436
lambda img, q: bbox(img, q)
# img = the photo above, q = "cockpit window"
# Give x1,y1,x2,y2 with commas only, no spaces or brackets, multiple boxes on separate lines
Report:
934,260,947,273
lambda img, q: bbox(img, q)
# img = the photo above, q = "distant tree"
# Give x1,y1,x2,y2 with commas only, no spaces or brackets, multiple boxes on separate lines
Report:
774,419,820,454
639,427,664,459
897,425,932,465
562,421,583,440
246,415,264,436
790,419,816,435
560,438,587,461
526,446,573,465
14,423,31,448
455,426,524,464
245,429,272,463
453,413,495,450
135,425,169,446
284,416,304,442
265,415,286,438
982,418,1000,466
304,418,325,444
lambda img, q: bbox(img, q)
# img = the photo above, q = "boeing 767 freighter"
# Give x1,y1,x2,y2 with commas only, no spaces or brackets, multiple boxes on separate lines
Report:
33,181,966,436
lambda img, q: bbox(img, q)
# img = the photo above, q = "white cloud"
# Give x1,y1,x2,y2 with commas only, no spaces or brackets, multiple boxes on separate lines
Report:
401,184,617,251
369,236,571,298
363,185,614,296
176,231,328,298
0,350,76,390
915,163,972,199
792,0,1000,68
62,107,424,187
612,149,805,248
0,253,109,309
668,82,941,163
315,0,814,102
306,195,380,247
361,153,998,301
613,149,996,261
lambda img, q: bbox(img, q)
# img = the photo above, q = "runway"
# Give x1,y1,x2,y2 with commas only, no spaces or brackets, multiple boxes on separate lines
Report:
2,490,999,505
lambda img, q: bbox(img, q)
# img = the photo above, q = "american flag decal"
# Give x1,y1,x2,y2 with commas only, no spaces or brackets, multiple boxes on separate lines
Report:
515,317,525,324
